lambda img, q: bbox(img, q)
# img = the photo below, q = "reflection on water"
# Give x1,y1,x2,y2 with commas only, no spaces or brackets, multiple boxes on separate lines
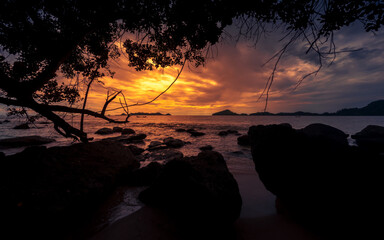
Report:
1,115,384,173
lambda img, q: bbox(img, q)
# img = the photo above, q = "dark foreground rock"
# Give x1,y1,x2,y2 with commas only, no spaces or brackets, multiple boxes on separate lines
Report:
248,123,383,238
138,151,242,238
0,135,55,148
0,140,139,239
351,125,384,152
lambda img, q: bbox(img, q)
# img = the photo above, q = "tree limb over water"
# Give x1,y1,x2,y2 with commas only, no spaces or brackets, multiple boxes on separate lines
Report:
1,0,383,141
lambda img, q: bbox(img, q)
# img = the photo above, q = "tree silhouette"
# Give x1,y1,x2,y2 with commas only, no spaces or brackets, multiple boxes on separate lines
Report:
1,0,383,142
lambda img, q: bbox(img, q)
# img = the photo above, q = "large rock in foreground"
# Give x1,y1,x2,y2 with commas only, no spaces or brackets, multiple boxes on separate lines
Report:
248,123,383,237
138,151,242,237
351,125,384,152
0,140,139,239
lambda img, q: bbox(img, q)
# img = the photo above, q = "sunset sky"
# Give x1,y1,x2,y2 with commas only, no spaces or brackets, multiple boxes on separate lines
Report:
72,22,384,116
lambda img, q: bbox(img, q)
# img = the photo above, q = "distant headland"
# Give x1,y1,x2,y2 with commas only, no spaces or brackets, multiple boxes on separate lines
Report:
212,100,384,116
122,112,171,116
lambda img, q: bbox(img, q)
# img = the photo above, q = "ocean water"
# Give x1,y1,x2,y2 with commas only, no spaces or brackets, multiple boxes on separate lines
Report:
2,115,384,227
2,115,384,173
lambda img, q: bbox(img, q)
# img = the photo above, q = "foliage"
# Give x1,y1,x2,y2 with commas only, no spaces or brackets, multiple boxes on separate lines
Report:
0,0,383,141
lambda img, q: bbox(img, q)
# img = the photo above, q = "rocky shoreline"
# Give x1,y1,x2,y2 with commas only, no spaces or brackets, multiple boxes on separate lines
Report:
1,123,384,239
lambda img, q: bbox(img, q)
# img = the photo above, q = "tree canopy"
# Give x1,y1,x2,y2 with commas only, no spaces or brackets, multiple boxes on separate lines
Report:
1,0,383,142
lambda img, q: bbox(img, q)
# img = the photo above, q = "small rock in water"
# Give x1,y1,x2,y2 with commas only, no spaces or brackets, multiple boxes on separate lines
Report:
148,141,166,151
13,123,29,129
190,131,205,137
95,127,114,135
237,135,250,146
218,129,239,136
163,137,184,148
199,145,213,151
121,128,136,135
175,128,186,132
113,127,123,133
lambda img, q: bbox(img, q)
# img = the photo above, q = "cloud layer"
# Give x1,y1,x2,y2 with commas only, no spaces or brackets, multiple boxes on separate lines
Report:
83,22,384,115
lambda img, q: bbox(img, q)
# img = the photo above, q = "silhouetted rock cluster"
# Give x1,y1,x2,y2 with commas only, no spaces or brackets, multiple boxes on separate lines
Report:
138,150,242,237
174,128,206,137
1,141,139,239
248,123,383,237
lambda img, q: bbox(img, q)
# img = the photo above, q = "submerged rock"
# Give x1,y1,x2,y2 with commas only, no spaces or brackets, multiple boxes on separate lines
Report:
95,127,114,135
119,133,147,143
139,151,242,233
163,137,184,148
189,131,205,137
13,123,29,129
121,128,136,135
0,136,55,148
218,129,239,136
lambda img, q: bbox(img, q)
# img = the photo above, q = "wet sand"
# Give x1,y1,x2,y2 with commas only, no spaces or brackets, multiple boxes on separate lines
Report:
90,172,321,240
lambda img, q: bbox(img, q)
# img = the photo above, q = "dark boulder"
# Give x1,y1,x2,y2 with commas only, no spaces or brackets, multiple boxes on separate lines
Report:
147,141,167,151
218,129,239,136
248,123,383,236
121,128,136,135
112,126,123,132
237,134,250,146
163,137,184,148
175,128,186,132
199,145,213,151
0,136,55,148
299,123,349,146
218,130,229,136
0,140,139,239
13,123,29,129
119,133,147,143
352,125,384,152
95,127,114,135
190,131,205,137
139,151,242,234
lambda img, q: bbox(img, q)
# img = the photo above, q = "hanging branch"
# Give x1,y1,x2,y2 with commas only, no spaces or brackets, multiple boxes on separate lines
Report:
101,90,122,116
105,58,187,112
80,77,95,132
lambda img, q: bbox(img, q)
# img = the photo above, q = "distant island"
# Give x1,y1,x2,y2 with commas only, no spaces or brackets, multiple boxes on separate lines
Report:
212,110,239,115
212,100,384,116
122,112,171,116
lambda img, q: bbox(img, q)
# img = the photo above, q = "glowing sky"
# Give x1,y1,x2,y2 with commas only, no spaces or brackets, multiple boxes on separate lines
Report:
79,22,384,115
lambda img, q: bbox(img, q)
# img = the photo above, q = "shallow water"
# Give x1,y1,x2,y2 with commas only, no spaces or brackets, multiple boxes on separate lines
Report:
2,115,384,172
2,115,384,226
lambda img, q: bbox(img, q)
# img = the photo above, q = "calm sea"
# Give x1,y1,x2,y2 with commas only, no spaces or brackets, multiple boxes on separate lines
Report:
2,115,384,173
